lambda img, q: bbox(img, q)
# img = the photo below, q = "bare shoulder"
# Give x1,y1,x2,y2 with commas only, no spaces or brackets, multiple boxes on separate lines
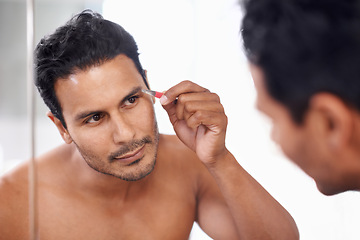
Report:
0,161,29,238
158,134,198,161
0,161,29,202
157,134,215,187
158,134,187,149
0,144,71,238
158,134,205,170
0,144,71,207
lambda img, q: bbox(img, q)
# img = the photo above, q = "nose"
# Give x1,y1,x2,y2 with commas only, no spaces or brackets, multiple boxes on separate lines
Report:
111,113,136,144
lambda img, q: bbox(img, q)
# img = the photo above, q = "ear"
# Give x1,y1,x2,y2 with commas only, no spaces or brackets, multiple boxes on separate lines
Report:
307,93,353,151
47,111,73,144
144,69,156,104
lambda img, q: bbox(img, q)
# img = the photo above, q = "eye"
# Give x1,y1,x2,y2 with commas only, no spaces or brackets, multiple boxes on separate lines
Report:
124,95,139,106
86,113,104,123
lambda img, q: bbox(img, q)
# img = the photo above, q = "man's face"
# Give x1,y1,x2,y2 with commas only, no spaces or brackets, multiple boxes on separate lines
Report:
54,54,159,181
249,63,340,194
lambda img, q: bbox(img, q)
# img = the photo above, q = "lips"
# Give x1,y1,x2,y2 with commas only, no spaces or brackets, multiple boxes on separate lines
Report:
113,145,145,165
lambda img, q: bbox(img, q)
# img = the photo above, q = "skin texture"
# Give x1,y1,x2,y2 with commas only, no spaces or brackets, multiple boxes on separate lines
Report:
0,55,299,240
250,63,360,195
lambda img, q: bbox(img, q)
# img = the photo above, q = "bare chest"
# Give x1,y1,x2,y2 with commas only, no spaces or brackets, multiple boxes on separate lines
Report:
37,185,196,240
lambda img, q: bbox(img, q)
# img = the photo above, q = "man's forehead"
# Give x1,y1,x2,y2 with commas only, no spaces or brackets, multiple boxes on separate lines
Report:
55,55,144,89
54,55,146,113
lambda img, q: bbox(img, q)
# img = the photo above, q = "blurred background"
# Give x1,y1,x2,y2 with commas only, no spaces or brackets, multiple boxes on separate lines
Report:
1,0,359,239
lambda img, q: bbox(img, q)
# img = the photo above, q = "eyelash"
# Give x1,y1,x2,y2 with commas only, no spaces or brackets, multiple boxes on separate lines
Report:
124,95,140,106
85,113,104,124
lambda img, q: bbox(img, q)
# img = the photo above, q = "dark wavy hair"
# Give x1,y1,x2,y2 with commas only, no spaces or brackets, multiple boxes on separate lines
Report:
241,0,360,124
35,10,148,128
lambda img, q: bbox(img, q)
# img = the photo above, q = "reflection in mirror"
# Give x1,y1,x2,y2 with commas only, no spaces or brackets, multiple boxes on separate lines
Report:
0,0,104,174
1,0,360,240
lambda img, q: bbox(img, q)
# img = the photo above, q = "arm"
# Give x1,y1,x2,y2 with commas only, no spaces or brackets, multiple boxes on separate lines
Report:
160,81,299,240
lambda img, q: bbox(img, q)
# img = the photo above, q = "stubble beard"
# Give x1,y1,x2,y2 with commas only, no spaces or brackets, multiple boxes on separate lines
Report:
73,121,160,181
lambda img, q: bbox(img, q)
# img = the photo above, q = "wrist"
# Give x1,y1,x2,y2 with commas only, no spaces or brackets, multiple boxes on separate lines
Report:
203,148,232,170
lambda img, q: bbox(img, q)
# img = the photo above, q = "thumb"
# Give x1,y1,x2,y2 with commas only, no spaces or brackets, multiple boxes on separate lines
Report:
161,100,178,126
160,94,170,105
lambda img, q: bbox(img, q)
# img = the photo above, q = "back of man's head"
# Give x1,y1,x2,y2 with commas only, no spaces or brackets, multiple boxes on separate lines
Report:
35,10,147,128
241,0,360,123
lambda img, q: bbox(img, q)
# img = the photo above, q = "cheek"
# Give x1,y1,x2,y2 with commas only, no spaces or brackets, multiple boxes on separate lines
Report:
270,119,289,147
67,122,111,157
271,120,302,161
132,102,157,130
270,123,280,144
277,128,315,176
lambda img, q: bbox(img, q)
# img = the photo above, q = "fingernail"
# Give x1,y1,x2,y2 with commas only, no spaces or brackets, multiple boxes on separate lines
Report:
160,95,168,105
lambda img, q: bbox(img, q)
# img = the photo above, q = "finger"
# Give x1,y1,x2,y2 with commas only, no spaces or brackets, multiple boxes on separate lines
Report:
186,110,228,132
182,101,225,123
175,92,221,120
160,80,209,105
177,91,220,105
161,101,179,126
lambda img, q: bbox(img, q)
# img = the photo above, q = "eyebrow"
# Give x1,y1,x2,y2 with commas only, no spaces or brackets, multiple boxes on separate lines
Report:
120,86,143,105
74,86,143,121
